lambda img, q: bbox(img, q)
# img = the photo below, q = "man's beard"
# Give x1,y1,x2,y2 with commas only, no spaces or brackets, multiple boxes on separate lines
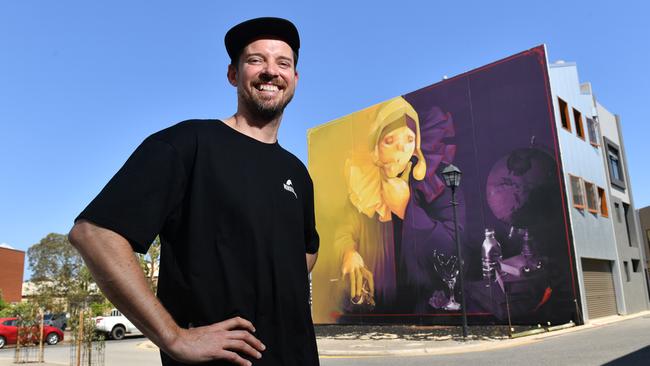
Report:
239,86,294,124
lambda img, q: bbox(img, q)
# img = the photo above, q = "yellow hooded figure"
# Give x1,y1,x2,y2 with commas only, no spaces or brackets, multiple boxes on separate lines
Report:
345,97,426,222
335,97,428,311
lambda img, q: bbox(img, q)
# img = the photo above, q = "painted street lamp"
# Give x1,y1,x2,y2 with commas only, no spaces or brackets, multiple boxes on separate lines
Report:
441,163,468,339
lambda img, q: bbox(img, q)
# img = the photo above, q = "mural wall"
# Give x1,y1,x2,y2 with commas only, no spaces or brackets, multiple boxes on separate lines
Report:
308,46,578,325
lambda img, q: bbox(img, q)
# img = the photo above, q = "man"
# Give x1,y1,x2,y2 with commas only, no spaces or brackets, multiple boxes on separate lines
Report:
68,17,320,366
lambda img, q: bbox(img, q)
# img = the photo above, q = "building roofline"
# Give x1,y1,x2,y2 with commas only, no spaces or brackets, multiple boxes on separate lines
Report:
0,246,25,254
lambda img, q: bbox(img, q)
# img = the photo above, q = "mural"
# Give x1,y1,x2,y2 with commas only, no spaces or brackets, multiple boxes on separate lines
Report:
308,46,578,325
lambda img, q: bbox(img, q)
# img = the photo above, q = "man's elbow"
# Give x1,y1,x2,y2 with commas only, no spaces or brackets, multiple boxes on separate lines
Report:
306,251,319,272
68,220,95,251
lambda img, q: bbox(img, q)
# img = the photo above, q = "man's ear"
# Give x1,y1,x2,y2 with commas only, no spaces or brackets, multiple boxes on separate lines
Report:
227,64,237,86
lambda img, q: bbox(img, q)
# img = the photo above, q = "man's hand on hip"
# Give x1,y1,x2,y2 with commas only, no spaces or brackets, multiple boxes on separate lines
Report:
168,316,265,366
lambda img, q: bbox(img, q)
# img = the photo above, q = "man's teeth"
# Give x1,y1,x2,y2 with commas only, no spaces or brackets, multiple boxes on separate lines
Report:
257,84,279,91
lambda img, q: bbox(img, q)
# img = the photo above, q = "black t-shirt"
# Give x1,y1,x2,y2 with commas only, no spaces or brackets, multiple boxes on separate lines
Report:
77,120,320,366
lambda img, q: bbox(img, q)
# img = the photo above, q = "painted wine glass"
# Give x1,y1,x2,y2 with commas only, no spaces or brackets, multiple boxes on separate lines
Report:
432,250,461,311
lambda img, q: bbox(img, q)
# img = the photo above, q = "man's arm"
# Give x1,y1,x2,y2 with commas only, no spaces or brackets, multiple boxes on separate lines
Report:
306,252,318,273
69,220,265,366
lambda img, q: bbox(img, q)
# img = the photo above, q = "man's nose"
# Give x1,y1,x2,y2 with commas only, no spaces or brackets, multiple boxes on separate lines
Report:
261,62,280,79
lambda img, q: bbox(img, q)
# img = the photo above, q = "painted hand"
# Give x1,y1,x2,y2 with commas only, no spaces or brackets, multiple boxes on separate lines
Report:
341,250,375,300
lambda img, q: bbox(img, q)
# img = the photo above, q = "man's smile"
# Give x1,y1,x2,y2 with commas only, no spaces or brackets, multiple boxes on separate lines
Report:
256,84,281,92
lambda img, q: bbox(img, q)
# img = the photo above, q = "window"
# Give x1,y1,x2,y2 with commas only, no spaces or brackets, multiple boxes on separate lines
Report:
558,98,571,131
632,259,641,273
604,137,626,190
623,203,634,247
569,175,585,209
584,181,598,213
597,187,608,217
609,151,621,180
573,108,585,139
623,261,630,282
587,117,599,146
615,202,621,222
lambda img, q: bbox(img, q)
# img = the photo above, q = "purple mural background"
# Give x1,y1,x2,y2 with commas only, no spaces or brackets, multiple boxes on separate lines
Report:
313,46,579,325
400,46,577,324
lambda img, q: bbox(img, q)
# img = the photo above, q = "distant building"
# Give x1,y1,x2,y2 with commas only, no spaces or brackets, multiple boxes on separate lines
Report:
637,206,650,300
0,244,25,303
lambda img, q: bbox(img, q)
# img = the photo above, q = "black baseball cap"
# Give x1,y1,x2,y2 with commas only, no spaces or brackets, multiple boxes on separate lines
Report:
225,17,300,65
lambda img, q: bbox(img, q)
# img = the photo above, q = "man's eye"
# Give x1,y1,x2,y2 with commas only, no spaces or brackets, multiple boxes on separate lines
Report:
408,136,414,143
248,58,262,64
278,61,291,68
384,136,394,144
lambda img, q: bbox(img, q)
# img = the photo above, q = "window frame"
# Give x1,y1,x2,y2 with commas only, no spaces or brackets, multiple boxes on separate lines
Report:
573,108,585,140
586,117,599,147
604,137,626,190
597,186,609,217
569,174,585,209
558,97,571,132
583,180,598,214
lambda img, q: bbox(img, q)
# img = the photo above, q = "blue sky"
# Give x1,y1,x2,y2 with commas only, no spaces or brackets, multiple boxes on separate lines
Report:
1,1,649,277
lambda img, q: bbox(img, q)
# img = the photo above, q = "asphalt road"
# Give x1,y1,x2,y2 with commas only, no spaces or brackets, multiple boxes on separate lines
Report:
321,315,650,366
1,316,649,365
0,336,158,366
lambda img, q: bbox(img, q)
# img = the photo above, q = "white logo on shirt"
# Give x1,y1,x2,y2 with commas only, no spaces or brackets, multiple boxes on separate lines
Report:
283,179,297,199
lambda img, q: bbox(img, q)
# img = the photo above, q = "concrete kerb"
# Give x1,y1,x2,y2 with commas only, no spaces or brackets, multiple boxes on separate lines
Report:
130,310,650,357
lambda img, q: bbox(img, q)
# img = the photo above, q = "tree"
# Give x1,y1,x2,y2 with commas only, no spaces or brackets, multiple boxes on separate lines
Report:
27,233,102,312
0,290,8,313
137,236,161,293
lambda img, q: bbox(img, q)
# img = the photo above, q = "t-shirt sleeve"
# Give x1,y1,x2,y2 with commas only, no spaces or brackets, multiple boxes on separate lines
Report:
304,174,320,254
76,136,187,254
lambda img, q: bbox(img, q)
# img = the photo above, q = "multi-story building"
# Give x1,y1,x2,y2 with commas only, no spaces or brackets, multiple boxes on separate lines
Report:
548,61,650,321
637,206,650,301
309,46,649,325
597,100,649,314
0,244,25,303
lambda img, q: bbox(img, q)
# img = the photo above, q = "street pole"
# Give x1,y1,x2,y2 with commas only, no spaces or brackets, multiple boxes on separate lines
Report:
451,186,469,338
39,308,44,363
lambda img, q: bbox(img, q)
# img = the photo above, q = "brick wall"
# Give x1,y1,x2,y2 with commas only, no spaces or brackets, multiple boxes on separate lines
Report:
0,247,25,303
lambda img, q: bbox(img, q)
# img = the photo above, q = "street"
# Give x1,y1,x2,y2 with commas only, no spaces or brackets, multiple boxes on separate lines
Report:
0,336,157,366
321,316,650,366
0,316,649,365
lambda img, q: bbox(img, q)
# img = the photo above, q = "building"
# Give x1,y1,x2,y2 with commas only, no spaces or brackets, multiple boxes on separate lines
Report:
637,206,650,300
0,244,25,303
308,45,649,325
596,99,649,314
549,62,650,320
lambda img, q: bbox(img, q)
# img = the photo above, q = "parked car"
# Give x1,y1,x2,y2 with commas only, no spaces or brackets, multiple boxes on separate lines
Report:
0,317,64,349
94,309,142,340
43,313,67,331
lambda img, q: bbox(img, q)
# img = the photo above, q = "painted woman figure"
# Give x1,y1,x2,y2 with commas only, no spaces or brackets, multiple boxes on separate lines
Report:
335,96,464,315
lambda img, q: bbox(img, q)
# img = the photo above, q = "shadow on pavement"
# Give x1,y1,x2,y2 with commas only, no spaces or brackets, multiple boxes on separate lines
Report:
602,346,650,366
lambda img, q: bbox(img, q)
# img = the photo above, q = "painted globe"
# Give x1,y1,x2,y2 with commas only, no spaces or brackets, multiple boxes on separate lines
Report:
486,148,556,224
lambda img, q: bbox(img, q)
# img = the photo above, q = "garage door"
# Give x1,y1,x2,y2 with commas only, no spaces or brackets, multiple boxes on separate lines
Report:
581,259,618,319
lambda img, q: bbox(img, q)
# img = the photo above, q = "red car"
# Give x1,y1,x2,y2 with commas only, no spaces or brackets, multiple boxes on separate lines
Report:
0,317,64,349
